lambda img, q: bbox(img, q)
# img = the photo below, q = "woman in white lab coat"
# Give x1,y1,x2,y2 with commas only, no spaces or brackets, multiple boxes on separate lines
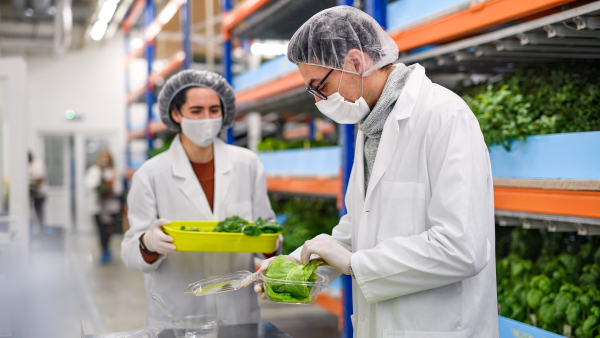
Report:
252,7,498,338
121,70,276,325
85,149,123,264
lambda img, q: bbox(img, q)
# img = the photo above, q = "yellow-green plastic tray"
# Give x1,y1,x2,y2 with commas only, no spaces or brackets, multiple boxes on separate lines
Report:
162,221,280,253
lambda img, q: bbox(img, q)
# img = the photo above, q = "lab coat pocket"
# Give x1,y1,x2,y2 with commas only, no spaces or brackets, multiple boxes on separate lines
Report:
226,202,253,221
377,181,426,240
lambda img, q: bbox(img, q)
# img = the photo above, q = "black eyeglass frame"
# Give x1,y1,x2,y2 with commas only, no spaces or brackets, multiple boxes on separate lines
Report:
306,68,335,100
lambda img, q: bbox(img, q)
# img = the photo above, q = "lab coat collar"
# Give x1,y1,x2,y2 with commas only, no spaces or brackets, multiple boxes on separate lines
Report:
170,134,216,220
363,64,426,202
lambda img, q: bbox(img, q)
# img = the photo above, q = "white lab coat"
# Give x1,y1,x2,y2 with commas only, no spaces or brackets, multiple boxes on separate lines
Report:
291,64,498,337
121,135,275,325
84,165,123,216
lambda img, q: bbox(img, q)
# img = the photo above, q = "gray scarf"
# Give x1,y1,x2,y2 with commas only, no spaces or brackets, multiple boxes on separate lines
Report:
359,63,415,193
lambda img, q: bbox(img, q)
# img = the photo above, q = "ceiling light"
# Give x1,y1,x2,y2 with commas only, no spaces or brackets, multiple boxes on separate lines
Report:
131,37,143,49
98,0,119,23
90,21,108,41
250,42,288,56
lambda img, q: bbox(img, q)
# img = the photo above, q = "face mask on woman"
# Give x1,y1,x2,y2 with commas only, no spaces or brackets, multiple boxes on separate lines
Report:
180,116,223,147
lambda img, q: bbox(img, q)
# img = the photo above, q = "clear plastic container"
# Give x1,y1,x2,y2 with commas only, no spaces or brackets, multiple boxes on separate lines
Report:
261,274,324,305
183,315,221,338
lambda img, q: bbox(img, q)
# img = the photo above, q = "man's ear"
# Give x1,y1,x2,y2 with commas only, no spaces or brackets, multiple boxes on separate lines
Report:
171,109,182,124
346,49,367,75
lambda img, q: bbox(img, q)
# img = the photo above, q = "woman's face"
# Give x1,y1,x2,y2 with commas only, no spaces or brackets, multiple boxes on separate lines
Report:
99,152,111,167
171,87,222,123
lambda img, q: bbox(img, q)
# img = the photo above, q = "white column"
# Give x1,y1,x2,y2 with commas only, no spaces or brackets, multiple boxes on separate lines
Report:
246,113,262,153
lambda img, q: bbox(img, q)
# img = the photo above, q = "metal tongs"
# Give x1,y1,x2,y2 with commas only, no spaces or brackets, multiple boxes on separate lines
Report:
184,270,263,296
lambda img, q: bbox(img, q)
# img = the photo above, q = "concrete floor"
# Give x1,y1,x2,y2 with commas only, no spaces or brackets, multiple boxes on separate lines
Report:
4,228,339,338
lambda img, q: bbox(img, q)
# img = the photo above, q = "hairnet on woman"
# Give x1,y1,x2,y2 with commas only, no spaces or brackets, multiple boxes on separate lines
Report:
121,69,281,325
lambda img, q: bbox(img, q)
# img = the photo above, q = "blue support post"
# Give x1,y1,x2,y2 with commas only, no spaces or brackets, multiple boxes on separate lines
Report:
124,32,132,190
144,0,155,158
180,0,191,69
309,117,315,140
365,0,387,28
222,0,235,145
337,3,355,338
339,123,355,338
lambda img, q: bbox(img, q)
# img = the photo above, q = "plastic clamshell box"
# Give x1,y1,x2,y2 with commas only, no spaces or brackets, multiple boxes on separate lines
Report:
163,221,281,253
262,274,324,305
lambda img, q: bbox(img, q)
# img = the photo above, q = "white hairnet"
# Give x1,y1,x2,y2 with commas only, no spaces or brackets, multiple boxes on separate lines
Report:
287,6,399,77
157,69,236,132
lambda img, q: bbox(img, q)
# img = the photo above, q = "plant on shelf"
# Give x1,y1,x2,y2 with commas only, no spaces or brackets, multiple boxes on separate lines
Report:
456,60,600,150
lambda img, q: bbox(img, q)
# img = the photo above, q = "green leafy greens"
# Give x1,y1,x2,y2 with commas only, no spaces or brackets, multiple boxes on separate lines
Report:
212,216,283,236
264,255,322,303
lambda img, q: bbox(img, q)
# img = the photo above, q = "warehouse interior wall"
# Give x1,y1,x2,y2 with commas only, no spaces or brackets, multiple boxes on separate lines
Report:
26,33,127,233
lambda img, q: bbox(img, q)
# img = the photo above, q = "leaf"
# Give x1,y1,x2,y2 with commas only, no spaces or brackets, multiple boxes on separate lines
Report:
566,301,582,326
583,314,599,335
527,289,544,309
264,255,322,303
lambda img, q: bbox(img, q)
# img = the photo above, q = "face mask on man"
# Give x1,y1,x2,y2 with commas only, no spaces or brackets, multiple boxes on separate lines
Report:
315,70,371,124
180,116,222,147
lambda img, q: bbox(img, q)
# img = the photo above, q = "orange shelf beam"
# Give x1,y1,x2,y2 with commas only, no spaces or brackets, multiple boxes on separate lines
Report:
221,0,273,37
236,71,304,105
122,0,146,33
266,177,340,197
494,187,600,219
127,51,185,104
391,0,575,53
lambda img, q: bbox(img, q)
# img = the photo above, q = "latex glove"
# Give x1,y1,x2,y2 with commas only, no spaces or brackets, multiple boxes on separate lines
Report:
301,236,352,275
142,219,178,254
241,255,299,299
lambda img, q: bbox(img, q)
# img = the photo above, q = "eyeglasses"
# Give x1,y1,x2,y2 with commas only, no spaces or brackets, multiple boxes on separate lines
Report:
306,68,335,100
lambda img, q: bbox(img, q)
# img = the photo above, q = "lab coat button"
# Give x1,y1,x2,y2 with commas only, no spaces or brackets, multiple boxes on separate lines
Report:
359,313,364,322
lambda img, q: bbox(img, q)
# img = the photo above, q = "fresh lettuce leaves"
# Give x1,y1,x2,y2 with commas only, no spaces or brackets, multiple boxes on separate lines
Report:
213,216,283,236
264,255,321,303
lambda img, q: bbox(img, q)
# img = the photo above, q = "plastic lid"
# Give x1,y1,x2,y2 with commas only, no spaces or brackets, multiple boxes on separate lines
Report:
185,270,254,296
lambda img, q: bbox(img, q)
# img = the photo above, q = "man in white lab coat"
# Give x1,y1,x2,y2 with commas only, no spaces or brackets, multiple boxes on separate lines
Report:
122,70,277,325
251,6,498,338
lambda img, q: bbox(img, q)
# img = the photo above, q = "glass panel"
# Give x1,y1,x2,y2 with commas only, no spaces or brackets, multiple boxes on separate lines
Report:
44,136,65,187
85,137,111,170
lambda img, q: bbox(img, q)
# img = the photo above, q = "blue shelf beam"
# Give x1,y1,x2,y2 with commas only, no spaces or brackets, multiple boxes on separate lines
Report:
180,0,191,70
144,0,155,157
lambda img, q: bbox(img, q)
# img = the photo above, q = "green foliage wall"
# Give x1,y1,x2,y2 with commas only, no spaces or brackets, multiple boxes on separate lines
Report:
496,227,600,336
270,196,339,255
456,60,600,150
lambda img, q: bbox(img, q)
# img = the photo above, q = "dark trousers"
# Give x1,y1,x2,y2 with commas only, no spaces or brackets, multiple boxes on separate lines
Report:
33,197,45,227
94,214,118,254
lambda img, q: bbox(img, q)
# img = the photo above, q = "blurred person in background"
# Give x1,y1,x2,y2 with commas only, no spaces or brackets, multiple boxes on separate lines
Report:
28,151,47,228
121,69,279,326
85,149,123,264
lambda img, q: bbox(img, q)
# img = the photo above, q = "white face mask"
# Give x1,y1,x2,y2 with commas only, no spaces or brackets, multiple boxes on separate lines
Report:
314,71,371,124
181,116,222,147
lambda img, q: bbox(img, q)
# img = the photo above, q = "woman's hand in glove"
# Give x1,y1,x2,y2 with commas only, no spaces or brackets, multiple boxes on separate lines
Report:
301,237,352,275
142,219,178,254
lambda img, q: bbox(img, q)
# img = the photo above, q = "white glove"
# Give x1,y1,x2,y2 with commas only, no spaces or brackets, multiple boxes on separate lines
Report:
142,219,178,254
242,255,299,299
301,236,352,275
